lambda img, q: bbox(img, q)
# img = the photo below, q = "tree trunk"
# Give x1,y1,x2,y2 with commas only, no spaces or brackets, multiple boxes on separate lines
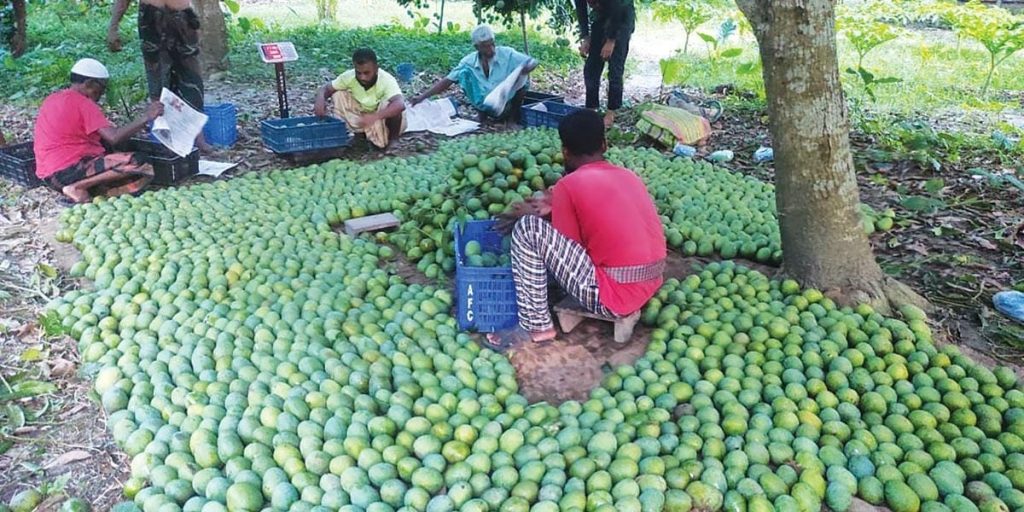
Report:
10,0,27,57
520,6,529,54
193,0,229,73
734,0,925,313
438,0,445,34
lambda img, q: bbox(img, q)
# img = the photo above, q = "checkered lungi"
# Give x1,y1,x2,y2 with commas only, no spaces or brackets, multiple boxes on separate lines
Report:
510,215,614,332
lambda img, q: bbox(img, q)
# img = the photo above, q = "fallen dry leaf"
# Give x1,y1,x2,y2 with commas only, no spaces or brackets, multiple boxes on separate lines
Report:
973,236,998,251
49,358,75,378
905,242,930,256
44,449,92,469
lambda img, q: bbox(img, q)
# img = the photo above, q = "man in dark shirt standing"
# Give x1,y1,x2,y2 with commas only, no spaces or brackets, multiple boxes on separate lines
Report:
576,0,636,128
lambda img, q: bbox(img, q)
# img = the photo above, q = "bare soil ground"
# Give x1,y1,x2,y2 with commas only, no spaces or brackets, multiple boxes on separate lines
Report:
1,61,1022,507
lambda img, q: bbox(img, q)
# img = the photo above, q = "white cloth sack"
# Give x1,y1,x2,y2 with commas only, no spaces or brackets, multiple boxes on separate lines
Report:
482,64,527,116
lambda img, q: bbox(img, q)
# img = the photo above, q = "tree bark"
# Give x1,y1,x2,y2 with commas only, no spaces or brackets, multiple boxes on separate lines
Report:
520,6,529,54
734,0,926,313
193,0,229,73
10,0,27,57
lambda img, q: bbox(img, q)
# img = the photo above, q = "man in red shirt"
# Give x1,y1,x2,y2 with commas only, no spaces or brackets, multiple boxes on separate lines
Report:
490,109,665,347
34,58,163,203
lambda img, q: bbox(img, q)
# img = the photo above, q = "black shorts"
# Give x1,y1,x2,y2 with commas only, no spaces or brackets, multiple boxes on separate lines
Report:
43,152,150,191
44,160,91,190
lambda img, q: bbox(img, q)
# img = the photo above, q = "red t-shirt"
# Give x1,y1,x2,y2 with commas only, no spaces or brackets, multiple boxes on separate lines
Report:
33,89,112,178
551,160,666,315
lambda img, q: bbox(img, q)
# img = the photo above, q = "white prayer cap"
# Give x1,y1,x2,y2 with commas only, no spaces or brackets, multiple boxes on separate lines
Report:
70,58,110,80
472,25,495,44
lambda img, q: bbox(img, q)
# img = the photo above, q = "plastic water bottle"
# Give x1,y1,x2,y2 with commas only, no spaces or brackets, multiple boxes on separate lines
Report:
754,147,774,163
673,143,697,157
708,150,734,163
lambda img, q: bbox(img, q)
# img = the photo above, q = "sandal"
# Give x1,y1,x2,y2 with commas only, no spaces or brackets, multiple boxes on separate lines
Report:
56,195,88,206
482,326,533,351
994,291,1024,324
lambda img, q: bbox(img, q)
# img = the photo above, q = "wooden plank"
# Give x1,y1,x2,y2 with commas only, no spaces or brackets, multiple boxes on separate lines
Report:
553,296,616,321
554,295,641,343
343,213,400,236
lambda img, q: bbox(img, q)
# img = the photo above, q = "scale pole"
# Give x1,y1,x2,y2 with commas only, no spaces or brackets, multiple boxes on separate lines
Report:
275,62,290,118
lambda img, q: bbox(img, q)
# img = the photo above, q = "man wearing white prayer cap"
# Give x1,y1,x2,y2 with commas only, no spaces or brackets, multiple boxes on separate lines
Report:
411,25,538,123
32,58,164,203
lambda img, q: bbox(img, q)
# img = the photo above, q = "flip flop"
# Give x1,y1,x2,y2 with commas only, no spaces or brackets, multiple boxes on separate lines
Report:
994,291,1024,324
56,195,88,206
482,325,533,351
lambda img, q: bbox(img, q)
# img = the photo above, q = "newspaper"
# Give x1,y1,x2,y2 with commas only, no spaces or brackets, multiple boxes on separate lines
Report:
405,98,479,137
197,160,238,178
152,88,208,157
482,64,527,116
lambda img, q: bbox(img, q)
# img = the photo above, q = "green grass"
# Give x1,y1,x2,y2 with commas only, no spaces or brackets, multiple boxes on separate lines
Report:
0,2,574,107
657,25,1024,115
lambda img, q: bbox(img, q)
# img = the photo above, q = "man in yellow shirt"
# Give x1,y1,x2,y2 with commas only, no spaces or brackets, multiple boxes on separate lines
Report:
314,48,406,149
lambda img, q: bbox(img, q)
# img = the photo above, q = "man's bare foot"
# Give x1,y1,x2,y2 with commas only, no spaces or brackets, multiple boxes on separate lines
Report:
61,185,89,204
603,110,616,129
484,325,557,350
530,328,557,343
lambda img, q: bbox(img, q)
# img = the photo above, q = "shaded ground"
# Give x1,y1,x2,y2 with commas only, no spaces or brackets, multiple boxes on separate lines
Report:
507,253,778,405
0,188,127,509
2,44,1023,510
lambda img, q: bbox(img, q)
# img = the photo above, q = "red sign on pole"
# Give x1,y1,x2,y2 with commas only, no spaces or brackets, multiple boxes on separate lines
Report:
258,42,298,64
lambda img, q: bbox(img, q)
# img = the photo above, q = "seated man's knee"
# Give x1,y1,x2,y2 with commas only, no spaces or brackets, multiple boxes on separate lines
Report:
512,214,543,238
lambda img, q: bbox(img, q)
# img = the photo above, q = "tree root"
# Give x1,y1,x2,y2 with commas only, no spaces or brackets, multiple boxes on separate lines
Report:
826,277,933,318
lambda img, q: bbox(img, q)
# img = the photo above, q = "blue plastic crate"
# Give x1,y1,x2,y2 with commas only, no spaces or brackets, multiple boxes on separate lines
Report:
204,103,238,147
454,219,519,333
396,63,415,82
260,116,350,154
521,101,582,129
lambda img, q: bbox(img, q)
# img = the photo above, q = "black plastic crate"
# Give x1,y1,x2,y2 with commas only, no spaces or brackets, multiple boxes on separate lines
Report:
260,116,350,154
0,142,43,188
523,90,564,105
126,138,199,185
522,101,583,129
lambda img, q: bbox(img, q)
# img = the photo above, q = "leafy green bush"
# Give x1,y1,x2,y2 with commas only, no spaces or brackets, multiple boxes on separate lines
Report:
2,3,574,106
230,24,575,80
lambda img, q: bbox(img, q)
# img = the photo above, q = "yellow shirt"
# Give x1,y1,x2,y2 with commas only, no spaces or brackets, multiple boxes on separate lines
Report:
331,69,402,113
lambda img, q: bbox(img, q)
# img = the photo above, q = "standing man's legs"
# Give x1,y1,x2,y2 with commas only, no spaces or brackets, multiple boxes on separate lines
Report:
167,8,204,111
167,7,211,150
138,3,166,103
583,24,607,111
604,32,632,127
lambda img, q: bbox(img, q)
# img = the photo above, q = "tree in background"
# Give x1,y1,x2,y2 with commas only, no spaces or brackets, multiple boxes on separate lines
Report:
651,0,717,55
1,0,27,57
395,0,573,51
195,0,231,73
734,0,927,313
314,0,339,23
